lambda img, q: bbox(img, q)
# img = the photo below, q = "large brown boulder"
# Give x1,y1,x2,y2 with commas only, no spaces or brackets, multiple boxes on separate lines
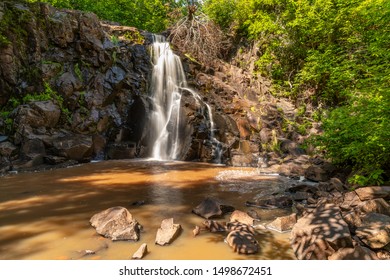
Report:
192,197,235,219
90,207,141,241
291,203,353,260
328,246,378,260
53,134,93,161
355,186,390,201
225,230,258,254
355,213,390,249
229,210,255,226
267,213,297,232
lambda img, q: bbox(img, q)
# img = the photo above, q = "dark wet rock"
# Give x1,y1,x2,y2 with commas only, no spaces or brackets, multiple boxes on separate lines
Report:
203,220,227,232
90,206,141,241
328,245,379,260
229,210,255,226
246,209,261,221
267,213,297,232
13,101,61,129
291,191,311,201
291,203,353,260
355,213,390,249
131,200,146,206
53,134,93,162
355,186,390,201
225,230,258,254
43,155,67,165
329,177,345,192
132,243,147,259
192,197,235,219
246,195,293,209
155,218,181,246
22,138,46,157
304,162,336,182
287,183,319,194
0,141,18,157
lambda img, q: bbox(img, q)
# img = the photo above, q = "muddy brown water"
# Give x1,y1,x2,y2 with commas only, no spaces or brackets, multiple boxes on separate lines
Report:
0,159,295,260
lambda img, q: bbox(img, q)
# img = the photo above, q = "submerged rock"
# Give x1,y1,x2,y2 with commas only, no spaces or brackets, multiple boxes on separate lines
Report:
155,218,181,246
192,197,235,219
132,243,148,259
90,206,141,241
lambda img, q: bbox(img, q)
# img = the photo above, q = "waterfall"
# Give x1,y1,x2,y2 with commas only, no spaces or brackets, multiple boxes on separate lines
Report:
148,35,223,162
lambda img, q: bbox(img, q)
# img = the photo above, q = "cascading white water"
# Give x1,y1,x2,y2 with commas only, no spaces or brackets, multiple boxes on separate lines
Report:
149,35,223,162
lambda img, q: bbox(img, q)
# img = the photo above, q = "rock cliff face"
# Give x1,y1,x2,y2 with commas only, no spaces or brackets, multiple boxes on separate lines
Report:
0,1,242,172
0,1,319,175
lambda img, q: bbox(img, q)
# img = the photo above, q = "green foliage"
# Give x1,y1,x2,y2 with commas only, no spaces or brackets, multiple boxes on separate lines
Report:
123,30,144,44
204,0,390,185
316,91,390,186
26,0,186,32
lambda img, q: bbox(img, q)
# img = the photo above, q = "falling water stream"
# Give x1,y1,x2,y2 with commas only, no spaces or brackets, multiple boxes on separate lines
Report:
149,35,222,162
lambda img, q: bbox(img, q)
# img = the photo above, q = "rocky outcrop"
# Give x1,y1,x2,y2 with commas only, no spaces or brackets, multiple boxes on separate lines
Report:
287,181,390,260
90,207,142,241
0,1,155,172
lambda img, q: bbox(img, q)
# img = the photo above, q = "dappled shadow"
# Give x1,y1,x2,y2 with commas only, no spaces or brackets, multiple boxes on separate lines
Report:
291,203,353,260
0,159,293,259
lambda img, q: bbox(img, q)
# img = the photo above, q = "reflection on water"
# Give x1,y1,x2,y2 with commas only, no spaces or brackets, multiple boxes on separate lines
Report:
0,159,295,260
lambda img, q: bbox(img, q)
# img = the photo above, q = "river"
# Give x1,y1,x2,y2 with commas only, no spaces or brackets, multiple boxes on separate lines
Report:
0,159,295,260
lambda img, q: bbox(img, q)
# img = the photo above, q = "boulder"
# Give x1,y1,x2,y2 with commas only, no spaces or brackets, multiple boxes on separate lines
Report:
229,210,255,225
90,207,141,241
30,101,61,128
329,177,345,192
132,243,147,259
155,218,181,246
304,163,335,182
328,246,378,260
192,197,235,219
53,134,93,161
355,186,390,201
291,203,353,260
355,213,390,249
267,213,297,232
357,198,390,216
225,230,258,254
14,101,61,129
203,220,227,232
246,195,293,209
0,141,18,157
340,191,361,211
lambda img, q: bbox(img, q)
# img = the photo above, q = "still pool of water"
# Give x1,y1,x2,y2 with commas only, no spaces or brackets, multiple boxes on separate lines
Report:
0,159,295,260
